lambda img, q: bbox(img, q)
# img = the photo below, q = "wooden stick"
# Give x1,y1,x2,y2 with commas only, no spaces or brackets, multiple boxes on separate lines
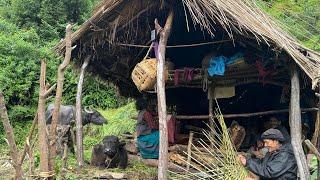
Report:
186,132,194,172
0,92,23,179
128,154,188,173
19,114,38,166
175,108,318,120
312,90,320,146
75,56,90,169
26,141,35,176
289,64,310,180
208,87,214,128
37,60,50,177
49,24,72,171
155,9,174,180
62,143,68,169
305,140,320,161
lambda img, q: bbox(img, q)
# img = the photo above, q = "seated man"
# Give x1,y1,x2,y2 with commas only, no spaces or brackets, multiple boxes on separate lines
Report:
238,128,297,180
264,116,290,143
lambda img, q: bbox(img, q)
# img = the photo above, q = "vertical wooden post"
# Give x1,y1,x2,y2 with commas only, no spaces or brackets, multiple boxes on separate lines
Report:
75,56,90,169
186,132,194,172
0,93,23,179
289,64,310,180
155,10,174,180
208,86,214,128
37,60,50,177
49,24,72,171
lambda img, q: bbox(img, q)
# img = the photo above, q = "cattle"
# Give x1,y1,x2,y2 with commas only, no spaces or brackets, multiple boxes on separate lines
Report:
45,103,107,154
45,103,107,126
91,135,128,169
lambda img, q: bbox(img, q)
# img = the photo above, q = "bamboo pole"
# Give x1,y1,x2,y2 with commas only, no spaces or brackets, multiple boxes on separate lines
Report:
49,24,72,171
75,56,90,169
289,64,310,180
0,93,23,179
155,9,174,180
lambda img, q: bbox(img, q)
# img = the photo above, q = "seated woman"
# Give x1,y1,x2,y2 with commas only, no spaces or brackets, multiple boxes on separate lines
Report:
136,98,159,159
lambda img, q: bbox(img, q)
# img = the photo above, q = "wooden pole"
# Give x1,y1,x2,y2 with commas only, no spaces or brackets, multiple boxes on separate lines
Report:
37,60,50,178
49,24,72,171
155,10,174,180
174,108,318,120
75,56,90,169
305,140,320,161
289,64,310,180
186,132,194,172
208,87,214,128
19,114,38,166
312,90,320,146
0,93,23,179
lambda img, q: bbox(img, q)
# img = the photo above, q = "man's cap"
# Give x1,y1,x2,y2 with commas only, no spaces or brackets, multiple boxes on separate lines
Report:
261,128,285,142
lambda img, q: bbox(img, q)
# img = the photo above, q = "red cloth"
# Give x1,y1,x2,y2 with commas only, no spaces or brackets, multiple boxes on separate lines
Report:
144,111,158,130
167,115,176,144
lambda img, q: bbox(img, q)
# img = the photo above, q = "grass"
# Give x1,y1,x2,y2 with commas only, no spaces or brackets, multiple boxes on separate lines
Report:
0,101,157,179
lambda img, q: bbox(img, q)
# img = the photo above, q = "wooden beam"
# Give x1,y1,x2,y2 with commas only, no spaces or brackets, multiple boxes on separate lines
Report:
49,24,72,172
289,64,310,180
75,56,90,169
155,9,174,180
174,108,318,120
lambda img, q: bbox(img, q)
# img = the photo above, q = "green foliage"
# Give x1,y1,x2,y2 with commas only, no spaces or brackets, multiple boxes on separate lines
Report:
5,0,100,40
257,0,320,51
83,102,137,150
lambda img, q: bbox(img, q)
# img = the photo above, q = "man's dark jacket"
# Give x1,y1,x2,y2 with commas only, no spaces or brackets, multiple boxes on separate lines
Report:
246,143,297,180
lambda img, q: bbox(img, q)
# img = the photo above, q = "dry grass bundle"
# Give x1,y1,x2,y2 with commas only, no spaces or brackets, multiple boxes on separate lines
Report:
169,101,247,179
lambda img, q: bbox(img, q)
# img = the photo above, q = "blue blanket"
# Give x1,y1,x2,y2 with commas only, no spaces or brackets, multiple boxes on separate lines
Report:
207,52,243,76
137,131,159,159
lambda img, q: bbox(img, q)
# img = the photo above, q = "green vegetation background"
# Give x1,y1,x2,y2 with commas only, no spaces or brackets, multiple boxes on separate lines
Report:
0,0,318,178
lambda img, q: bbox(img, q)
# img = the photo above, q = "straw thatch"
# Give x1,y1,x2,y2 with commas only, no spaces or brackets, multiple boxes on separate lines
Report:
55,0,320,96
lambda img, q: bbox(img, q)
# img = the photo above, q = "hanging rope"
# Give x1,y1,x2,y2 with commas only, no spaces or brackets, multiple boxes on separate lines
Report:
108,39,232,48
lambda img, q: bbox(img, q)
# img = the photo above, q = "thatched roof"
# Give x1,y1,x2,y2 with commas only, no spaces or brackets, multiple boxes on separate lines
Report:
55,0,320,96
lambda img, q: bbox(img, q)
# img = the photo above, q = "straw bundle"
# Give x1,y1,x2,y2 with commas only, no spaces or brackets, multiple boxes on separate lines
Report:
170,101,248,179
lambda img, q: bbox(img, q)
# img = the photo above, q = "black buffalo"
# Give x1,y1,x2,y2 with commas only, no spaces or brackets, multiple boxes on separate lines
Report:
91,135,128,169
45,103,107,154
45,103,107,126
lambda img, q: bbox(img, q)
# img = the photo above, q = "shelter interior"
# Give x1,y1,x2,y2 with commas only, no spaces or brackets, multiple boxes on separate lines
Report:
69,1,318,150
130,4,316,149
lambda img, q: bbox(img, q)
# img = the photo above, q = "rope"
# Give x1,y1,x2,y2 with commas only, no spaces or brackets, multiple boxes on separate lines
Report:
110,39,232,48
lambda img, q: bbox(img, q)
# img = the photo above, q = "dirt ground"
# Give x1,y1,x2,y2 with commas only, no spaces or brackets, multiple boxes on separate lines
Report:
0,155,157,180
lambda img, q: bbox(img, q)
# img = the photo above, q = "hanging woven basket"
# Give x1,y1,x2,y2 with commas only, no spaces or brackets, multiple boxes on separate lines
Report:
131,58,172,92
